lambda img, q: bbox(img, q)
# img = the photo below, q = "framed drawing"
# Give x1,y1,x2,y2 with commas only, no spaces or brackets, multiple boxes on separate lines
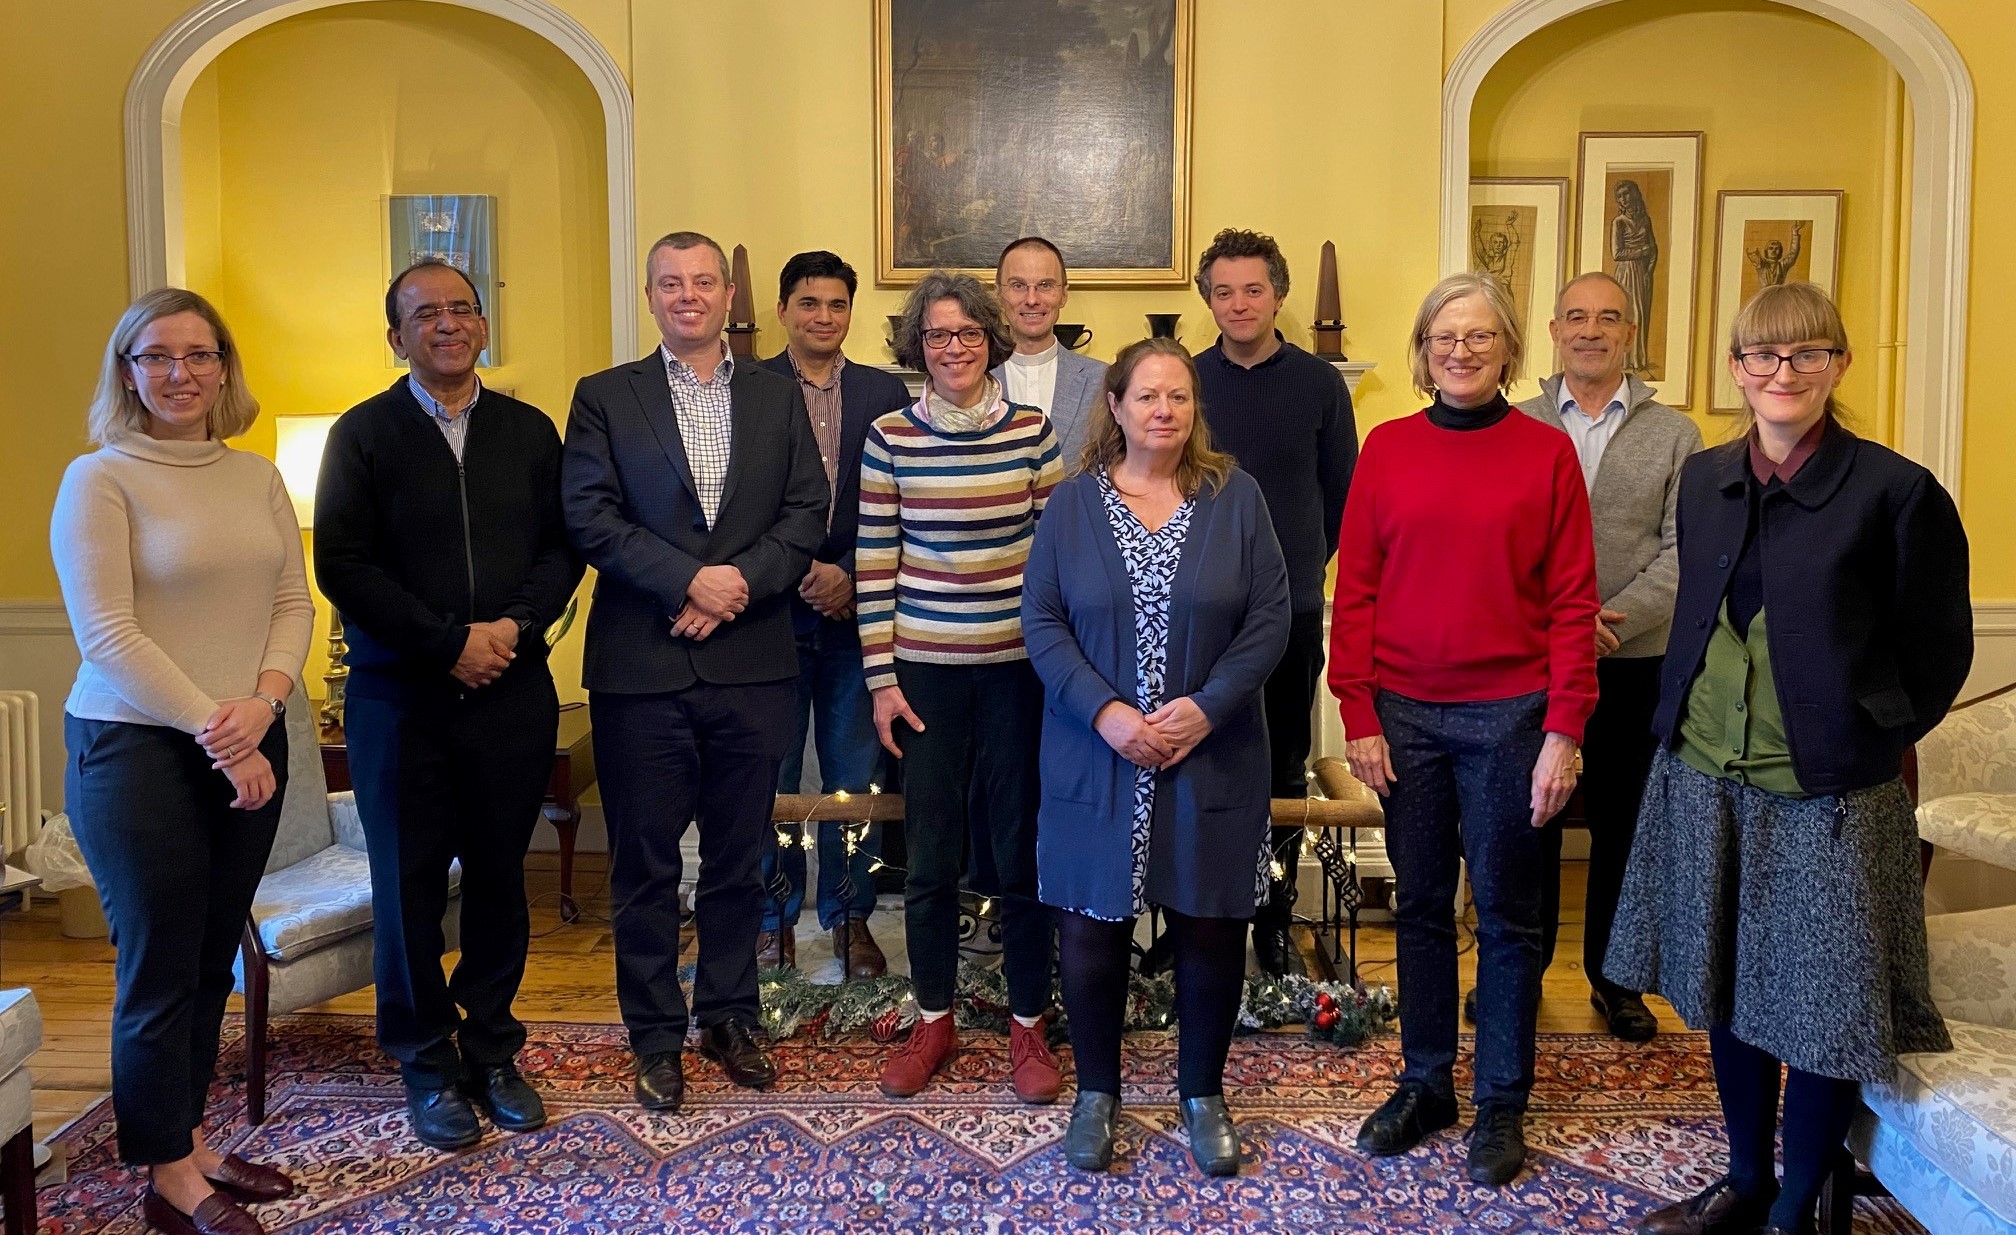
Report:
874,0,1194,286
1709,190,1844,411
1575,132,1703,408
385,193,499,366
1469,177,1568,360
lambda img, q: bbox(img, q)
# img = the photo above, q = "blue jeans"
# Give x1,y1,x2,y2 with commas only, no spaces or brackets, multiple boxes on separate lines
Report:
1379,689,1550,1109
765,618,884,931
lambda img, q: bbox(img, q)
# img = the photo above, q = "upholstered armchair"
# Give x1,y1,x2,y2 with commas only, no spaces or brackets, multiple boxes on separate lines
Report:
0,987,41,1235
233,692,460,1125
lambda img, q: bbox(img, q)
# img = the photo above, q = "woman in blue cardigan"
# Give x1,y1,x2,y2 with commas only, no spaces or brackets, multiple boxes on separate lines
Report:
1022,337,1291,1177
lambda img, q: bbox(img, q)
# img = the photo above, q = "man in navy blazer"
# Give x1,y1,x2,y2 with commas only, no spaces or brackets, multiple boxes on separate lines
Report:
756,251,912,977
562,231,828,1111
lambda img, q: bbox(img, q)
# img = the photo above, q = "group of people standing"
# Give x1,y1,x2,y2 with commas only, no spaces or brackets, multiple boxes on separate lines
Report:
50,211,1970,1235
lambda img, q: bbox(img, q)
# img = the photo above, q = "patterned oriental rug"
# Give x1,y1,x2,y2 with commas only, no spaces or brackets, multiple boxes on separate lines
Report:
39,1016,1927,1234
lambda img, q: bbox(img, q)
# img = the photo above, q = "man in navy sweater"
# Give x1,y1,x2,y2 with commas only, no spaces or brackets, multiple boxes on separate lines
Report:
1193,228,1358,976
316,259,582,1149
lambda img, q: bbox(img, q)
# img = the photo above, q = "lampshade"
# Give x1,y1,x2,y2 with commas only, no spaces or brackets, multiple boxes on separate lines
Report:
274,414,340,528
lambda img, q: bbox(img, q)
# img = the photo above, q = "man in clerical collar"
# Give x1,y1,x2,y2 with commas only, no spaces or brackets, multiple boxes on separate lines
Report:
990,236,1107,474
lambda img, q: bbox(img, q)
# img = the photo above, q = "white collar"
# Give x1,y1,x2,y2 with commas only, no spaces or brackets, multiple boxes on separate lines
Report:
1007,340,1061,367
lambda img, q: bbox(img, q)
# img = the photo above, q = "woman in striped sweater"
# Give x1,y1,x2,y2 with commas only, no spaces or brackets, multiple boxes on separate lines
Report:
859,272,1064,1102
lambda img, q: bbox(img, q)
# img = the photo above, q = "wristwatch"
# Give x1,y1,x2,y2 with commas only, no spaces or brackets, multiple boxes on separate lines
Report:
253,690,286,717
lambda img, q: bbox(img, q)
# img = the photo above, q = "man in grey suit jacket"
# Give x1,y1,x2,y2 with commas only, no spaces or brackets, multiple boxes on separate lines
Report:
1514,271,1702,1042
992,237,1106,473
561,231,828,1110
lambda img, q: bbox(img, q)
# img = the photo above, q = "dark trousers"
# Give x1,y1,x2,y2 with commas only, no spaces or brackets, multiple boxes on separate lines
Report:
1253,610,1325,934
1540,655,1663,997
64,714,287,1164
344,678,557,1089
1380,689,1550,1109
1059,908,1249,1099
766,619,883,931
594,680,797,1057
894,659,1051,1018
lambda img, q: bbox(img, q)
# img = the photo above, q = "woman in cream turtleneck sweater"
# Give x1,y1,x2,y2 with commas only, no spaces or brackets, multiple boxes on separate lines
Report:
50,289,311,1235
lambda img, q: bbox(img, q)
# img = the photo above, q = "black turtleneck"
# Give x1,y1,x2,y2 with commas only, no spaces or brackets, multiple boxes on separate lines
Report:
1426,391,1512,431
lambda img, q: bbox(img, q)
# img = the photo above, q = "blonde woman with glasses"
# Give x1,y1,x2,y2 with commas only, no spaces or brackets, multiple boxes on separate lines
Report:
51,288,312,1235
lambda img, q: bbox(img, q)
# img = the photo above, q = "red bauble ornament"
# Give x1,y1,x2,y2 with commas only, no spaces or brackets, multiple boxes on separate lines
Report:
1314,1009,1339,1031
1315,992,1337,1012
870,1008,903,1043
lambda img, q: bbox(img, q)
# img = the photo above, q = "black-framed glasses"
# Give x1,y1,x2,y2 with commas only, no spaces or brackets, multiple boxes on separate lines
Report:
408,301,481,325
1422,330,1500,356
125,350,224,376
1735,348,1842,377
922,326,987,350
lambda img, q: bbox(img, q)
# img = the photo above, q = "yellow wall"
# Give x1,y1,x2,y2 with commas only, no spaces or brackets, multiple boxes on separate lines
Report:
1470,0,1897,442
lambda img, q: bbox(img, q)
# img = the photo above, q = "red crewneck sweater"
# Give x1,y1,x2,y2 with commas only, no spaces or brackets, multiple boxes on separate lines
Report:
1327,403,1599,743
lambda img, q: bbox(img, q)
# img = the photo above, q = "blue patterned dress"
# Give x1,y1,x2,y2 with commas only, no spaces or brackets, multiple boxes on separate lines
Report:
1064,473,1195,922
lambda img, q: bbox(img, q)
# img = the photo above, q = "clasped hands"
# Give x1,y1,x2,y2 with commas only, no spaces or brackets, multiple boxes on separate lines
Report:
670,564,750,642
1094,697,1212,770
453,617,521,689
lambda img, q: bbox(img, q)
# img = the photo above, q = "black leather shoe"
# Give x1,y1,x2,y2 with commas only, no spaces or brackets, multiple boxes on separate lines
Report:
462,1061,547,1132
1593,988,1661,1043
1064,1091,1120,1171
1636,1175,1779,1234
1252,926,1306,977
1356,1080,1458,1156
1180,1095,1240,1176
1465,1101,1526,1186
635,1051,685,1112
699,1019,778,1090
406,1084,482,1150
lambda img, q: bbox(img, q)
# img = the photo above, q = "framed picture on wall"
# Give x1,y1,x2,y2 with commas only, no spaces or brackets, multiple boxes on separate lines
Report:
1575,132,1704,408
1469,177,1569,362
385,193,498,366
1709,190,1844,411
874,0,1194,286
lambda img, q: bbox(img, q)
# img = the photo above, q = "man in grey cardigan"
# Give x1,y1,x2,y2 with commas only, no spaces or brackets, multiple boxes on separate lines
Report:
1517,272,1702,1042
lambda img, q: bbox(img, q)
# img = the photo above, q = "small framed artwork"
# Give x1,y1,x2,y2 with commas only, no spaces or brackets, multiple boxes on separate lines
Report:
385,193,499,366
1469,177,1569,361
1575,132,1704,408
1708,190,1844,411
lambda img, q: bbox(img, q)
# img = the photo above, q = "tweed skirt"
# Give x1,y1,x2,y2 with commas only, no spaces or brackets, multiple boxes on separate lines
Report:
1605,750,1950,1082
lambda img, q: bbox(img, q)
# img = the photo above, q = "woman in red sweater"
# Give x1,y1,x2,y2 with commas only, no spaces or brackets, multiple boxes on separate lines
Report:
1330,272,1598,1187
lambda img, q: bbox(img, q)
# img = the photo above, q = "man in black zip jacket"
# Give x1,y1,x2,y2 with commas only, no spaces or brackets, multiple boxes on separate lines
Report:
314,259,582,1150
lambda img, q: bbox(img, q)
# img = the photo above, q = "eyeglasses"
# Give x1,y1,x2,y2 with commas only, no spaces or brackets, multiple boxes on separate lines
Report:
1560,310,1626,329
1422,330,1500,356
125,350,224,376
1734,348,1842,377
408,301,480,325
922,327,988,350
1001,279,1061,296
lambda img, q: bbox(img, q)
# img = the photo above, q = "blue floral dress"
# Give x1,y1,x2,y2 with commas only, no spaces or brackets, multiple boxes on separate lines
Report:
1064,472,1195,922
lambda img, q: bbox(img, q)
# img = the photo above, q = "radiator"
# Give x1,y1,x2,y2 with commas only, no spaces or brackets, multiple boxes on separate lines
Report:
0,691,43,857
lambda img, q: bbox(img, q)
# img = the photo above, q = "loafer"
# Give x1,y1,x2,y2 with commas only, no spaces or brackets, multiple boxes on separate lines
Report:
1252,925,1305,977
1465,1101,1526,1186
462,1061,547,1132
1356,1080,1458,1156
836,917,887,980
1637,1175,1779,1234
204,1153,295,1203
143,1188,266,1235
1064,1091,1120,1171
635,1051,685,1112
699,1019,778,1090
1180,1095,1241,1176
1593,988,1661,1043
406,1083,482,1150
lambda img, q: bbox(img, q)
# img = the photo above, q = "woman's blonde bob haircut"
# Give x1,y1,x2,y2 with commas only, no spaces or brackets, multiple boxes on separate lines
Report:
88,287,258,446
1077,337,1235,497
1728,281,1852,429
1405,271,1524,397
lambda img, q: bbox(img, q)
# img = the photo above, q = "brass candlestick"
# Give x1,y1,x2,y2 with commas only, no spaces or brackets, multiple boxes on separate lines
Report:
319,611,348,738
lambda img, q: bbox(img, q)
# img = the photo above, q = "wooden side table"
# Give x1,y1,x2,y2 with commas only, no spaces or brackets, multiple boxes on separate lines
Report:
320,704,596,923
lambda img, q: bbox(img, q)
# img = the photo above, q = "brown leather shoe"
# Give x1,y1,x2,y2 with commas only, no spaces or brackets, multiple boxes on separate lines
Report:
836,917,887,979
756,927,796,969
143,1188,266,1235
1637,1176,1777,1234
205,1154,295,1202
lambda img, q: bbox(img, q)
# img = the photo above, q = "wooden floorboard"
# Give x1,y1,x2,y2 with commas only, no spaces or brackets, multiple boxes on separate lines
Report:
3,854,1657,1142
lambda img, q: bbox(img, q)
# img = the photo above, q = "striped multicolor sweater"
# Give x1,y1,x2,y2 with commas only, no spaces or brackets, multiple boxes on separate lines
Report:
856,399,1062,689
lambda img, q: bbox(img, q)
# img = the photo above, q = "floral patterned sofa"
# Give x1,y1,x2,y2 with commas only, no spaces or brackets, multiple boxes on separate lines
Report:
1847,686,2016,1234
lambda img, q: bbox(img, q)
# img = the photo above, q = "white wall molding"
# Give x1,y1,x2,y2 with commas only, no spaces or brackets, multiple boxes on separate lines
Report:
1441,0,1973,499
0,601,70,637
125,0,638,365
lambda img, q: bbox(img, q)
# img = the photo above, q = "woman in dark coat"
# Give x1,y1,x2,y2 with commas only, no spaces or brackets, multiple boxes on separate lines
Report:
1608,282,1972,1235
1022,337,1291,1177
